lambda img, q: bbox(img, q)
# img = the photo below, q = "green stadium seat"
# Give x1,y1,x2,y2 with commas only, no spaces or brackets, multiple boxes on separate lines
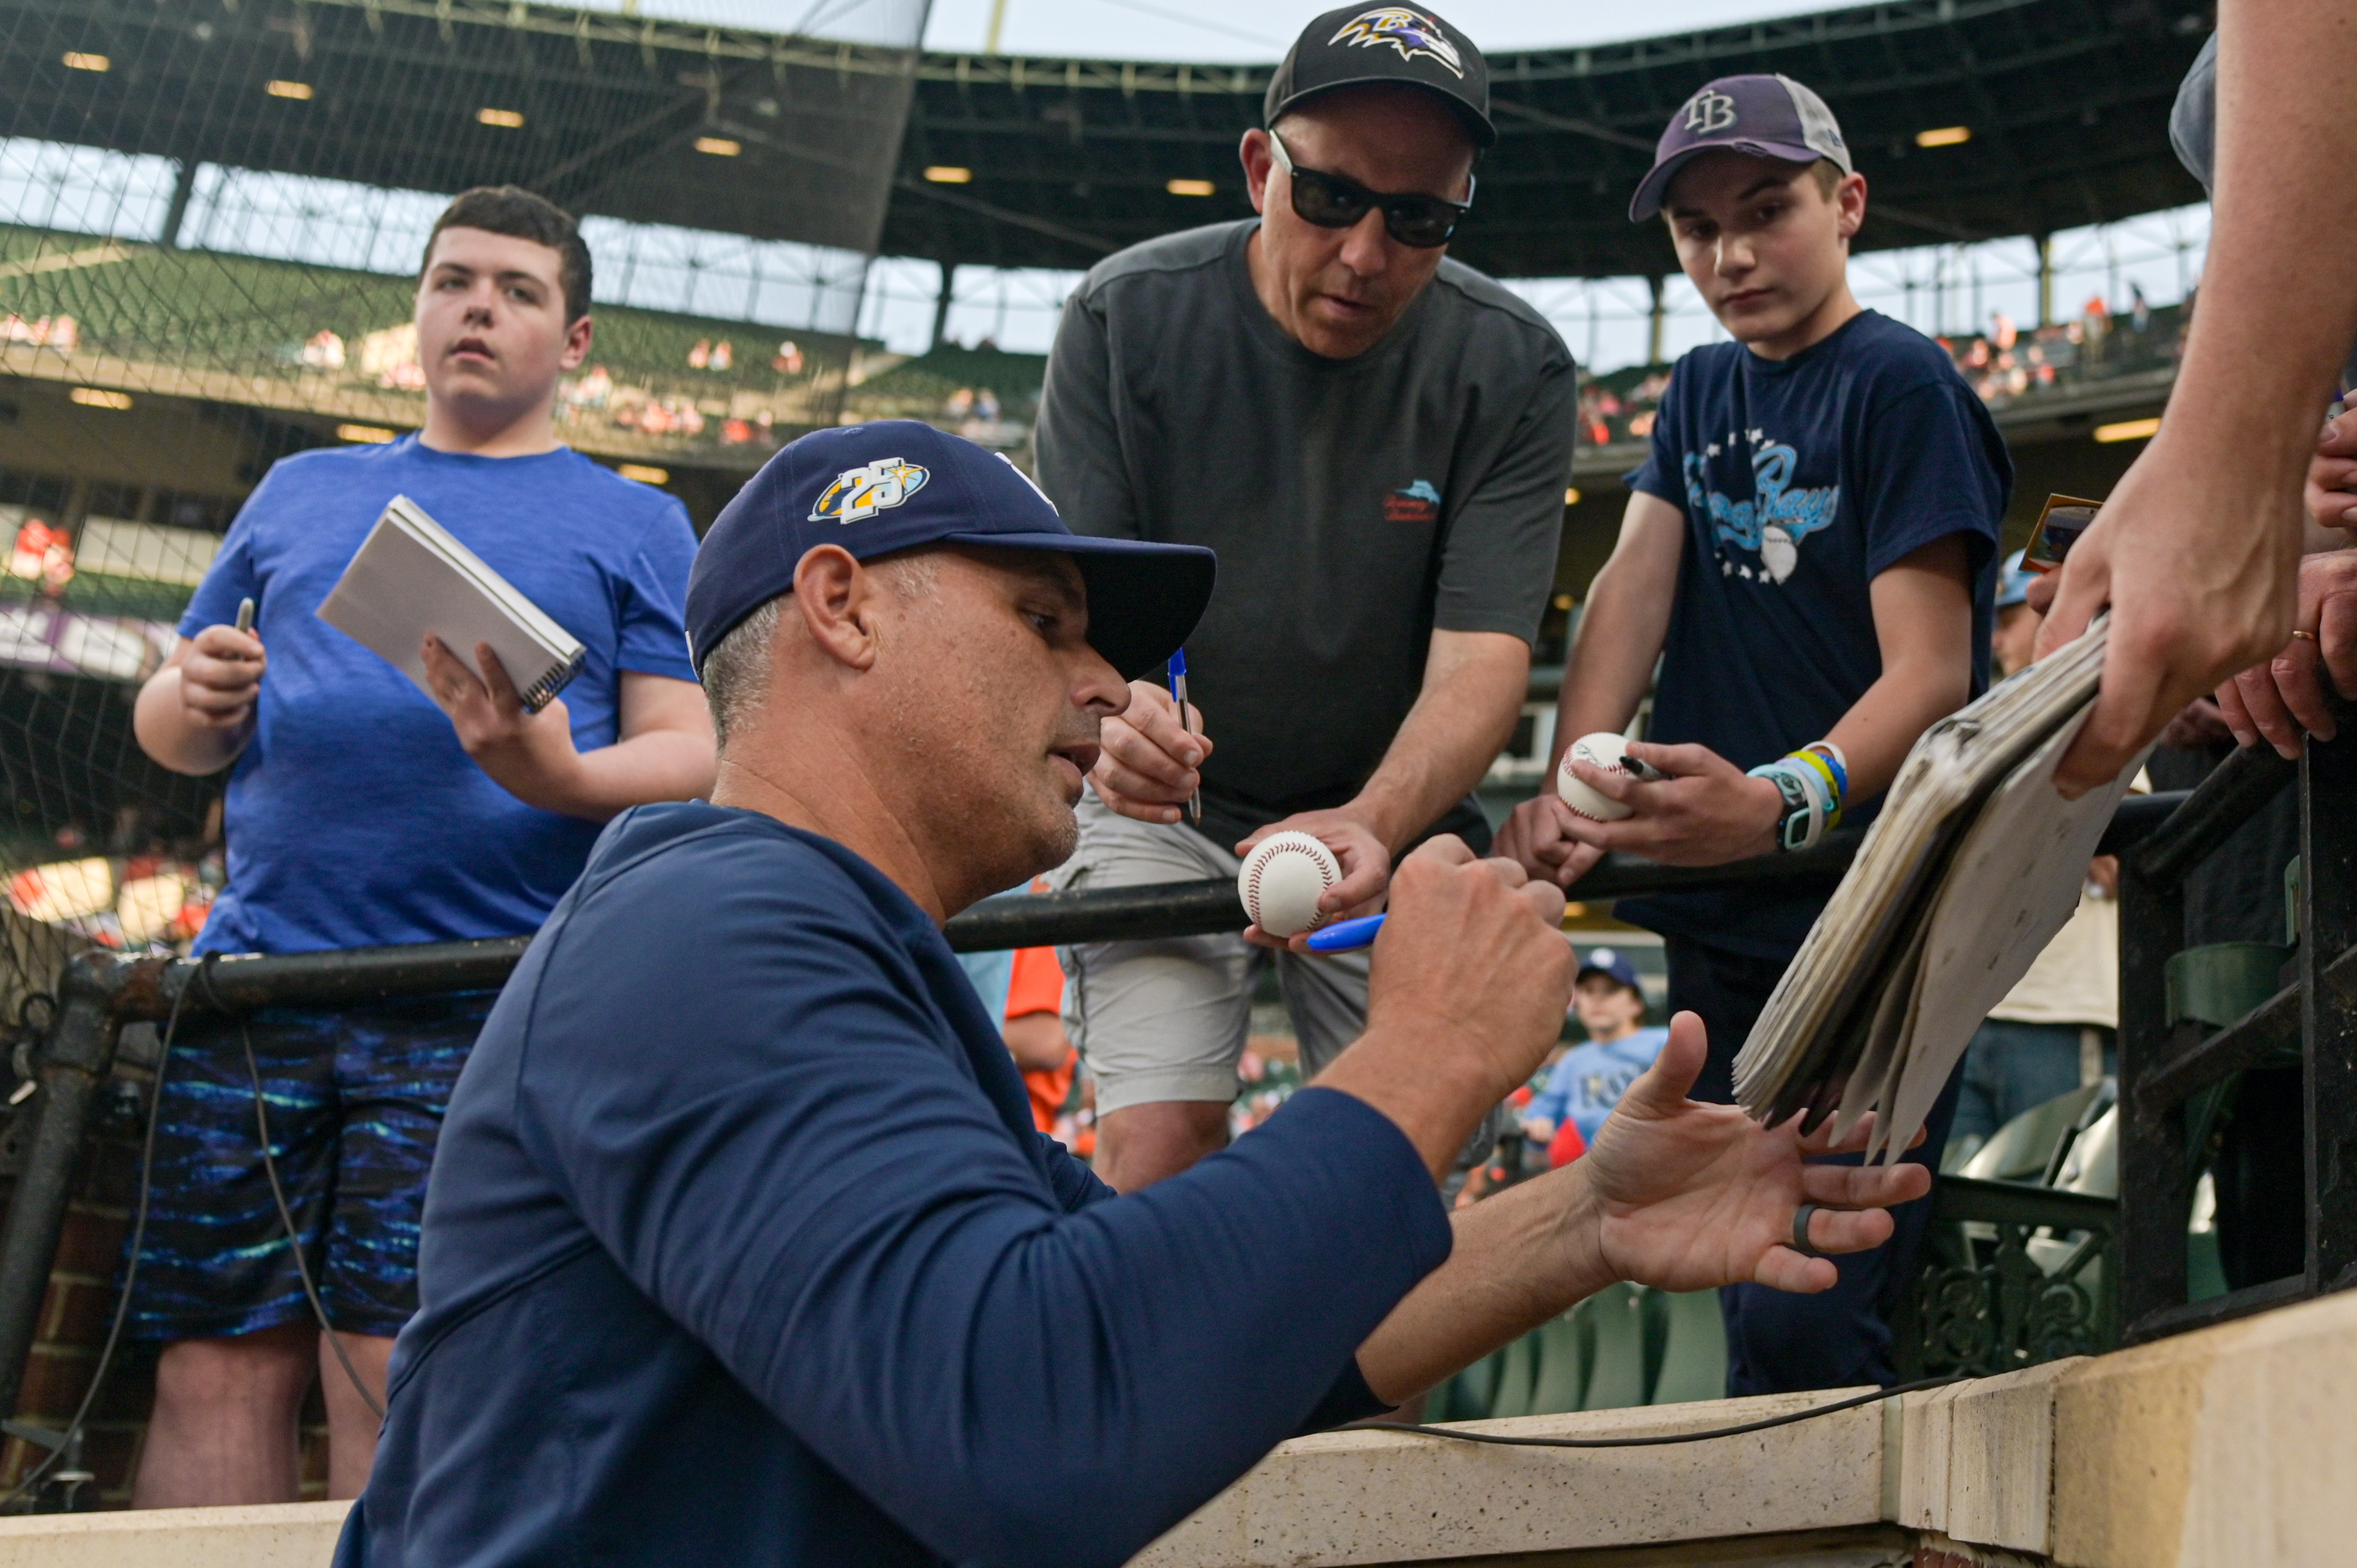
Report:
1958,1080,2110,1185
1486,1324,1541,1419
1646,1290,1729,1406
1525,1311,1588,1416
1579,1283,1649,1411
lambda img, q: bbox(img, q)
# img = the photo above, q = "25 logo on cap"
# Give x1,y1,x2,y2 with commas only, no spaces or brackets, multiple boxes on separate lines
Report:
810,458,930,523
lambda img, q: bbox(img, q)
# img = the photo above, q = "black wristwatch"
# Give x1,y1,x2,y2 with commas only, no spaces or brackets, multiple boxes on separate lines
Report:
1761,768,1815,853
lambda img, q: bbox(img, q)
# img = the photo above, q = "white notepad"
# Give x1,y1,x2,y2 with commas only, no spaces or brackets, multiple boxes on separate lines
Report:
316,495,586,713
1732,617,2150,1159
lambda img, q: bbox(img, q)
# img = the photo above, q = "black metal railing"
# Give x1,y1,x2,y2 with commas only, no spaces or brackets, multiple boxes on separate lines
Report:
0,790,2191,1428
2116,721,2357,1344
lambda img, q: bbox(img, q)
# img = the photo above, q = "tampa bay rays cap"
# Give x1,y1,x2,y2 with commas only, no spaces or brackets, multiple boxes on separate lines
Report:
684,420,1216,680
1577,947,1644,996
1265,5,1495,150
1629,73,1852,222
1994,549,2036,611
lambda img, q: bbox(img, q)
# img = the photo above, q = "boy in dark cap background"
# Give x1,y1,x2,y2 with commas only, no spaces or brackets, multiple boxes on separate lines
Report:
1499,73,2011,1395
1036,5,1578,1194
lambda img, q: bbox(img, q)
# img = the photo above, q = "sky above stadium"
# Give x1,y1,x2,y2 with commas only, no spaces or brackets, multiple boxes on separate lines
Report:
918,0,1825,60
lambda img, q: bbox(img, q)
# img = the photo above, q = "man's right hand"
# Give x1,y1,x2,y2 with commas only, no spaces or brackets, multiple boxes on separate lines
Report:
1086,677,1212,824
1319,837,1572,1180
177,622,267,728
1494,793,1604,889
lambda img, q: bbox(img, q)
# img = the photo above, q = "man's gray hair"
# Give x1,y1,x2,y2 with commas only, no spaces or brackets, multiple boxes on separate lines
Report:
697,554,943,752
701,595,783,753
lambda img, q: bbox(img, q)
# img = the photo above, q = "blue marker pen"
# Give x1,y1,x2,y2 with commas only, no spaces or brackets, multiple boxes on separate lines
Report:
1167,649,1201,826
1304,913,1385,953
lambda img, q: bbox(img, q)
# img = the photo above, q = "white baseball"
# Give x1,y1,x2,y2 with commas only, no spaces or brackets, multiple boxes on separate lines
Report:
1237,830,1343,938
1556,731,1656,821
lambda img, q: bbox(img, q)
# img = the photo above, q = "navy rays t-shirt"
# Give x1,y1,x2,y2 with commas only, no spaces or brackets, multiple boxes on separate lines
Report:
1620,310,2010,959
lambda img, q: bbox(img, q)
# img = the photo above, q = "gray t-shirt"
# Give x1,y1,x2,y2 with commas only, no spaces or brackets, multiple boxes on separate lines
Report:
1036,220,1576,851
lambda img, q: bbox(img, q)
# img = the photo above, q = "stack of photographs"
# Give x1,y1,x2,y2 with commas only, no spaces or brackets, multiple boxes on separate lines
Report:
1732,618,2150,1162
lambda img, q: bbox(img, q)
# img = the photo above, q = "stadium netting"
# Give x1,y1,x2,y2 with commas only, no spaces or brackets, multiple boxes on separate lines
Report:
0,0,926,1031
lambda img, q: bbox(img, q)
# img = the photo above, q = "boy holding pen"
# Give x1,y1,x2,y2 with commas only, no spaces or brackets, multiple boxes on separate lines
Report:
1497,74,2008,1395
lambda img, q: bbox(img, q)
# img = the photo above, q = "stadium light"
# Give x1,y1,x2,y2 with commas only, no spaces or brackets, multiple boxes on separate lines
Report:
1563,487,1581,505
336,424,397,444
1553,594,1575,611
2095,416,2162,444
1915,126,1972,148
694,137,741,157
61,52,108,71
1165,179,1215,197
69,388,132,410
477,107,525,129
266,80,315,100
925,166,973,184
618,464,671,485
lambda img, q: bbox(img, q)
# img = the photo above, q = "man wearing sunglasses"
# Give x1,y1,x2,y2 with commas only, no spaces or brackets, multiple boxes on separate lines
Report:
1036,5,1577,1194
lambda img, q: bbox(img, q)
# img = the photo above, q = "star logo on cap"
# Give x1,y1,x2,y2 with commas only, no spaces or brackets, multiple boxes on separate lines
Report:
809,457,930,523
1329,7,1464,78
1683,87,1737,134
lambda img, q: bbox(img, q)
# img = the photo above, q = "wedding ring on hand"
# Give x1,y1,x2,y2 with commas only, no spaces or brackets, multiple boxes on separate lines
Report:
2292,629,2318,642
1791,1203,1829,1260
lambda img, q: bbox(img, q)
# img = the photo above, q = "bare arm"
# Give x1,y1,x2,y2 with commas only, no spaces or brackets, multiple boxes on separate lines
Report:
134,628,266,776
1354,1014,1928,1405
2039,0,2357,792
422,637,717,820
1527,532,1976,879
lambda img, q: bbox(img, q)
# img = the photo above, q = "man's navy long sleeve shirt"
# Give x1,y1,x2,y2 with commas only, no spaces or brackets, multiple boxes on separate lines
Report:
338,802,1455,1567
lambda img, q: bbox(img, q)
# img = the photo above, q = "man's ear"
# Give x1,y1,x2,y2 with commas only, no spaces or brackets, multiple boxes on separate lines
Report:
560,313,594,372
791,544,884,672
1239,128,1274,217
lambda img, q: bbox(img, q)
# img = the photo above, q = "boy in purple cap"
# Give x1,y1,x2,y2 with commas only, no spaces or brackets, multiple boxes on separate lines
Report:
1499,73,2010,1394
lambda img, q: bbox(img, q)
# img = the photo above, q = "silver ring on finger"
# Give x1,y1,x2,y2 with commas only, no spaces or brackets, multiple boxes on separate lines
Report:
1791,1203,1829,1259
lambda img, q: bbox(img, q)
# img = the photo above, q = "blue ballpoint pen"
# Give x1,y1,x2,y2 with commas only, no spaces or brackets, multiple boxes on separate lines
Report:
1167,649,1201,825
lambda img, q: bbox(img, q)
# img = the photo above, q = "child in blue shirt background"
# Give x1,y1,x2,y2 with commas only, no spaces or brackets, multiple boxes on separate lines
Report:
1521,948,1668,1157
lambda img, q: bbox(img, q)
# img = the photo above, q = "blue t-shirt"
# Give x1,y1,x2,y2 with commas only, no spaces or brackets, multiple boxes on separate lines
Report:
180,437,699,955
1525,1027,1669,1146
1621,311,2010,959
337,802,1449,1568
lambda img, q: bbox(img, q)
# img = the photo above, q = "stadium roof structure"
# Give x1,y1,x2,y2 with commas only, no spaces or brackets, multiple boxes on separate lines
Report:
7,0,2214,281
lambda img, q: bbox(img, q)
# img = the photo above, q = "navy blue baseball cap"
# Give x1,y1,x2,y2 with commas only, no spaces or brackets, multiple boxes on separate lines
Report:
684,421,1216,681
1576,947,1644,995
1628,73,1852,222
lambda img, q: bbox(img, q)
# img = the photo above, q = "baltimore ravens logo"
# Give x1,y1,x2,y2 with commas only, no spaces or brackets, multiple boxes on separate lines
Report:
1329,7,1464,78
809,457,930,523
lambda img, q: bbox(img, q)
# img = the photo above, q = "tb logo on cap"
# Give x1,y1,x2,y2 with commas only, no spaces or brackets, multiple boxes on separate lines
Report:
809,457,930,523
1683,87,1737,134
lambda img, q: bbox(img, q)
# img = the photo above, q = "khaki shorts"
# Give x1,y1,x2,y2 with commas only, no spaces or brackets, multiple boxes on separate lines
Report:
1054,794,1504,1167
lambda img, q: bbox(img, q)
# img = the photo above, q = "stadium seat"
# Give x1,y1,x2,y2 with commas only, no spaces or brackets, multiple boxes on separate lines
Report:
1957,1080,2112,1185
1485,1324,1541,1419
1525,1310,1588,1416
1645,1290,1729,1406
1579,1283,1650,1411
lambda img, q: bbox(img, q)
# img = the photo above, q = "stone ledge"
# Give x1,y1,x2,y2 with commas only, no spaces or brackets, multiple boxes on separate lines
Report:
0,1499,350,1567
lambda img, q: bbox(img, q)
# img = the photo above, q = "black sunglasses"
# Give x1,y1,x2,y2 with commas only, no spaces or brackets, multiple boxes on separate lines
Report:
1265,131,1472,249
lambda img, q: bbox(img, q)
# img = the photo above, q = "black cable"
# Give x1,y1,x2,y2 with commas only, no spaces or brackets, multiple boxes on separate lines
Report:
1355,1373,1966,1450
0,961,192,1512
219,987,387,1424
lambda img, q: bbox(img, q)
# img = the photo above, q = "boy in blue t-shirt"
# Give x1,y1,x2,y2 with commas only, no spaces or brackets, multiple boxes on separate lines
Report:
1521,948,1668,1154
126,187,715,1504
1499,75,2010,1395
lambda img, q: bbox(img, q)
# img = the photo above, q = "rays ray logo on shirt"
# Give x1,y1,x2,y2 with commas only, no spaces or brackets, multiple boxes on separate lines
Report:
1329,8,1464,78
809,457,930,523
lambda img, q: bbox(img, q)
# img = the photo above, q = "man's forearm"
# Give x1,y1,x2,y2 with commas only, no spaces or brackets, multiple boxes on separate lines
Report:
1550,571,1672,770
1821,659,1969,807
133,671,250,776
1349,632,1529,850
1355,1164,1610,1405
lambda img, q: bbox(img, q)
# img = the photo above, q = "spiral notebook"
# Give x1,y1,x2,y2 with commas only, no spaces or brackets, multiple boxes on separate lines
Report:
316,494,586,713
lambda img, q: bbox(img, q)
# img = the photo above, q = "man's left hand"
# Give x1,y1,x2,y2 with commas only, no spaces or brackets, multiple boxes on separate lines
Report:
421,634,588,815
1555,740,1785,867
1582,1013,1930,1295
1234,809,1390,951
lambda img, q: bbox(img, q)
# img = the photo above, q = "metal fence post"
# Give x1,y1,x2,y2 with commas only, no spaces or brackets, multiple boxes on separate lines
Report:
2117,854,2187,1328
